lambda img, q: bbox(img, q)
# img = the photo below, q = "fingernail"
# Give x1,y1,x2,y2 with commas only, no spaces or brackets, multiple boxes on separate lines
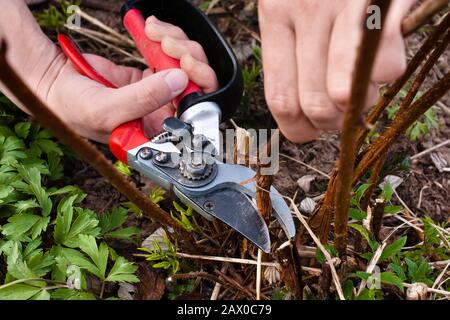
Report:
164,70,187,93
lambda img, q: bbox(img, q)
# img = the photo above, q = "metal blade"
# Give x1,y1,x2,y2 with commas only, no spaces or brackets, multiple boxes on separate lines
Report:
175,187,271,253
179,163,296,240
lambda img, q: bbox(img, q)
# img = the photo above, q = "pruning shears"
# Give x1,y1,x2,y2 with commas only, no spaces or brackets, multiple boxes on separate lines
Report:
57,0,295,253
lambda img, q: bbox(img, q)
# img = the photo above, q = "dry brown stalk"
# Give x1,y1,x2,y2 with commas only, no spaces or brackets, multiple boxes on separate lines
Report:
354,72,450,183
400,28,450,111
276,242,303,299
0,41,190,239
333,0,393,255
403,0,450,36
357,12,450,149
360,153,386,214
304,172,336,243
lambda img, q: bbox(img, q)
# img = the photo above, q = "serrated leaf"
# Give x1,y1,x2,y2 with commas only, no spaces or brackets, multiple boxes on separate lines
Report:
1,213,41,239
0,135,26,165
105,227,140,241
106,256,139,283
78,235,108,280
14,122,31,139
31,289,51,300
51,288,96,300
15,166,52,216
60,246,102,279
98,207,128,234
54,197,99,247
47,151,63,180
389,263,406,281
380,272,404,290
0,284,42,300
379,237,407,262
14,199,39,214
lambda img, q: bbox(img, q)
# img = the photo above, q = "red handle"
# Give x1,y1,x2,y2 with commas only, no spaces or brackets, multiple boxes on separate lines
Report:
123,9,202,107
57,34,149,164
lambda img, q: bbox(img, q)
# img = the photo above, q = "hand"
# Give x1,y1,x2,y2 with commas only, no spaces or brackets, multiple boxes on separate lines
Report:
44,16,218,143
258,0,417,143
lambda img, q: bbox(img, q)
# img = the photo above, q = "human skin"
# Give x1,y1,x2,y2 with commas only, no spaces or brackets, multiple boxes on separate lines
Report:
258,0,417,143
0,0,218,143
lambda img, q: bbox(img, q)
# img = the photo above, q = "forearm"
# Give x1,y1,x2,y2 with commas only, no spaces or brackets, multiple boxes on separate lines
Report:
0,0,65,110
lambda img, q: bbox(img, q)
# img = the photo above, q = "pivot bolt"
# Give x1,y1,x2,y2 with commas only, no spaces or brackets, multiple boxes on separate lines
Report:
204,201,215,211
155,152,169,163
139,147,152,160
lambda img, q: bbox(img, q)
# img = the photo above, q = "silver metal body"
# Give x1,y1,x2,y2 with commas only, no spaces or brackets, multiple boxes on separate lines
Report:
127,103,296,252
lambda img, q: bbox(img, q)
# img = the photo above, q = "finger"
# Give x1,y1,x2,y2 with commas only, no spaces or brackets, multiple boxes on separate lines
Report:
295,7,344,131
96,69,188,130
143,105,175,137
259,2,320,143
372,0,416,83
145,16,189,42
84,54,143,87
161,36,209,63
180,54,218,93
327,1,368,112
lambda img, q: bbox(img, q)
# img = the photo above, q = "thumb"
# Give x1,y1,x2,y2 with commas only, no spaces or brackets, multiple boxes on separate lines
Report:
103,69,188,124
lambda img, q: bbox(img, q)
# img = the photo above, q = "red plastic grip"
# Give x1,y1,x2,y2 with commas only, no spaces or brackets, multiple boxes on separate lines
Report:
57,34,149,164
123,9,202,107
57,34,116,88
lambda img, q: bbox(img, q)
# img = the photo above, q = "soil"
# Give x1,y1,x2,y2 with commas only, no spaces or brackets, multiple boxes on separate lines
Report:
30,0,449,299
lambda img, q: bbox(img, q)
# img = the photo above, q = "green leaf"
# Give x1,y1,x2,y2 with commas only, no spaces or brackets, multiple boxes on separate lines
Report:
15,166,52,216
60,246,103,279
98,207,128,234
355,271,371,280
104,227,140,241
0,284,42,300
14,199,39,214
384,206,403,215
54,196,99,247
0,135,26,165
78,235,108,280
106,256,139,283
1,213,41,240
379,237,407,262
380,183,394,202
14,122,31,139
380,272,404,290
149,187,166,206
389,262,406,281
31,289,51,300
351,184,372,207
114,161,132,176
47,151,63,180
51,288,96,300
349,208,367,221
343,279,355,300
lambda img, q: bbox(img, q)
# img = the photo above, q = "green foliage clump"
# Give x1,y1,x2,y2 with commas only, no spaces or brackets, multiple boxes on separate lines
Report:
34,0,81,31
0,97,139,300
